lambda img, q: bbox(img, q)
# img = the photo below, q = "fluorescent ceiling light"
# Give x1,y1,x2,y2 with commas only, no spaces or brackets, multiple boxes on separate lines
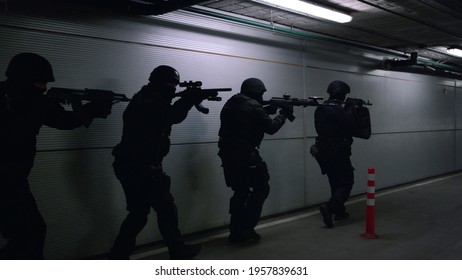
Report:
447,47,462,58
252,0,352,23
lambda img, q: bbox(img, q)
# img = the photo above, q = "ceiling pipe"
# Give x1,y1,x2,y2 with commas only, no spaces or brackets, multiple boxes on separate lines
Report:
383,52,418,69
383,52,461,79
128,0,210,15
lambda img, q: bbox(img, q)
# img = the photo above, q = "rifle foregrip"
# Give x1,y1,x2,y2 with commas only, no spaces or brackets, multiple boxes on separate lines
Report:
194,103,209,114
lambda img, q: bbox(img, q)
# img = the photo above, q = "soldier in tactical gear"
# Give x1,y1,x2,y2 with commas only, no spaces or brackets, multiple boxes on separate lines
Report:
0,53,111,259
109,65,203,260
313,80,358,228
218,78,293,243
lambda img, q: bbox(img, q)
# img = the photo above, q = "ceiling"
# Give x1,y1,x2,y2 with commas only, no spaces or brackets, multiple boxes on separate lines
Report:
191,0,462,78
4,0,462,78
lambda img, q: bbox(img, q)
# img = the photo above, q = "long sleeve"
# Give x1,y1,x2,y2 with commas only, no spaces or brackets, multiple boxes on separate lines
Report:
219,94,287,149
168,97,194,124
253,105,286,135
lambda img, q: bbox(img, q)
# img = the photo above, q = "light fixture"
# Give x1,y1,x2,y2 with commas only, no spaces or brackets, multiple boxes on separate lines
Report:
251,0,352,23
447,47,462,58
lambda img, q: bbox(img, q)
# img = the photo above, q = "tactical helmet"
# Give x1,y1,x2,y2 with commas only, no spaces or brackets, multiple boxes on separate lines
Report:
327,80,350,99
149,65,180,84
5,52,55,83
240,78,267,95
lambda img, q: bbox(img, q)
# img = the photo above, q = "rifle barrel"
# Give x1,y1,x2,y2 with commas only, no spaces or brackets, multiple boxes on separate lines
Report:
47,87,131,103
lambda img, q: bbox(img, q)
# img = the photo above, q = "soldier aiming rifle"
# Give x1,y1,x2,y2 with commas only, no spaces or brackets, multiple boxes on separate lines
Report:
310,80,372,229
0,52,112,259
109,65,233,260
174,80,232,114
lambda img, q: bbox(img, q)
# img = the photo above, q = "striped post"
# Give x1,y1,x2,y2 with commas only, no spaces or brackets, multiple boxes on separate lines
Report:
361,168,379,239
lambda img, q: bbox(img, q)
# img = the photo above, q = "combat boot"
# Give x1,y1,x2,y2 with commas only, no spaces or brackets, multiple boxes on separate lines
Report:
228,230,261,243
319,204,333,228
169,243,202,260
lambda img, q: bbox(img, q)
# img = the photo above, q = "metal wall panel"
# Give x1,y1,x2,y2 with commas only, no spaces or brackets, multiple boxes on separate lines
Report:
455,84,462,170
457,131,462,170
455,83,462,130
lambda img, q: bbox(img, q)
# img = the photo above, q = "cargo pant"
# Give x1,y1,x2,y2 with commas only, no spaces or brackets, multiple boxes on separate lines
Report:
109,160,184,259
218,149,270,234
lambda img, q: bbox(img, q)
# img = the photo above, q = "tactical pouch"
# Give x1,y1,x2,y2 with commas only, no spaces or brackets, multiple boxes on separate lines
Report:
161,173,171,192
248,161,270,185
310,143,329,175
352,107,371,139
310,144,320,157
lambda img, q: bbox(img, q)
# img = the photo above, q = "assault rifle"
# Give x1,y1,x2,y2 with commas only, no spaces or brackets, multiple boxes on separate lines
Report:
262,94,326,122
344,97,373,107
262,94,372,122
175,81,232,114
47,87,131,105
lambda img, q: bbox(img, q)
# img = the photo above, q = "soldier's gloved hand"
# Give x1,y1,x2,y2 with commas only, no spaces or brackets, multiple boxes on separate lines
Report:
279,105,294,120
263,105,278,115
183,89,205,104
344,100,358,116
84,100,112,119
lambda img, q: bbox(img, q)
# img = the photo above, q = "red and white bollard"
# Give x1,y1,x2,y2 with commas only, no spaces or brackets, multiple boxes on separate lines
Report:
361,167,379,239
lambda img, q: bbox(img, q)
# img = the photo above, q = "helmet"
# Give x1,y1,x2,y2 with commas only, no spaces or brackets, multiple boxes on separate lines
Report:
5,52,55,83
327,80,350,100
240,78,267,95
149,65,180,84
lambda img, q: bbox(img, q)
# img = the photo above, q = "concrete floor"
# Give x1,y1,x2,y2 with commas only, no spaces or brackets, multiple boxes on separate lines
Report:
133,172,462,260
